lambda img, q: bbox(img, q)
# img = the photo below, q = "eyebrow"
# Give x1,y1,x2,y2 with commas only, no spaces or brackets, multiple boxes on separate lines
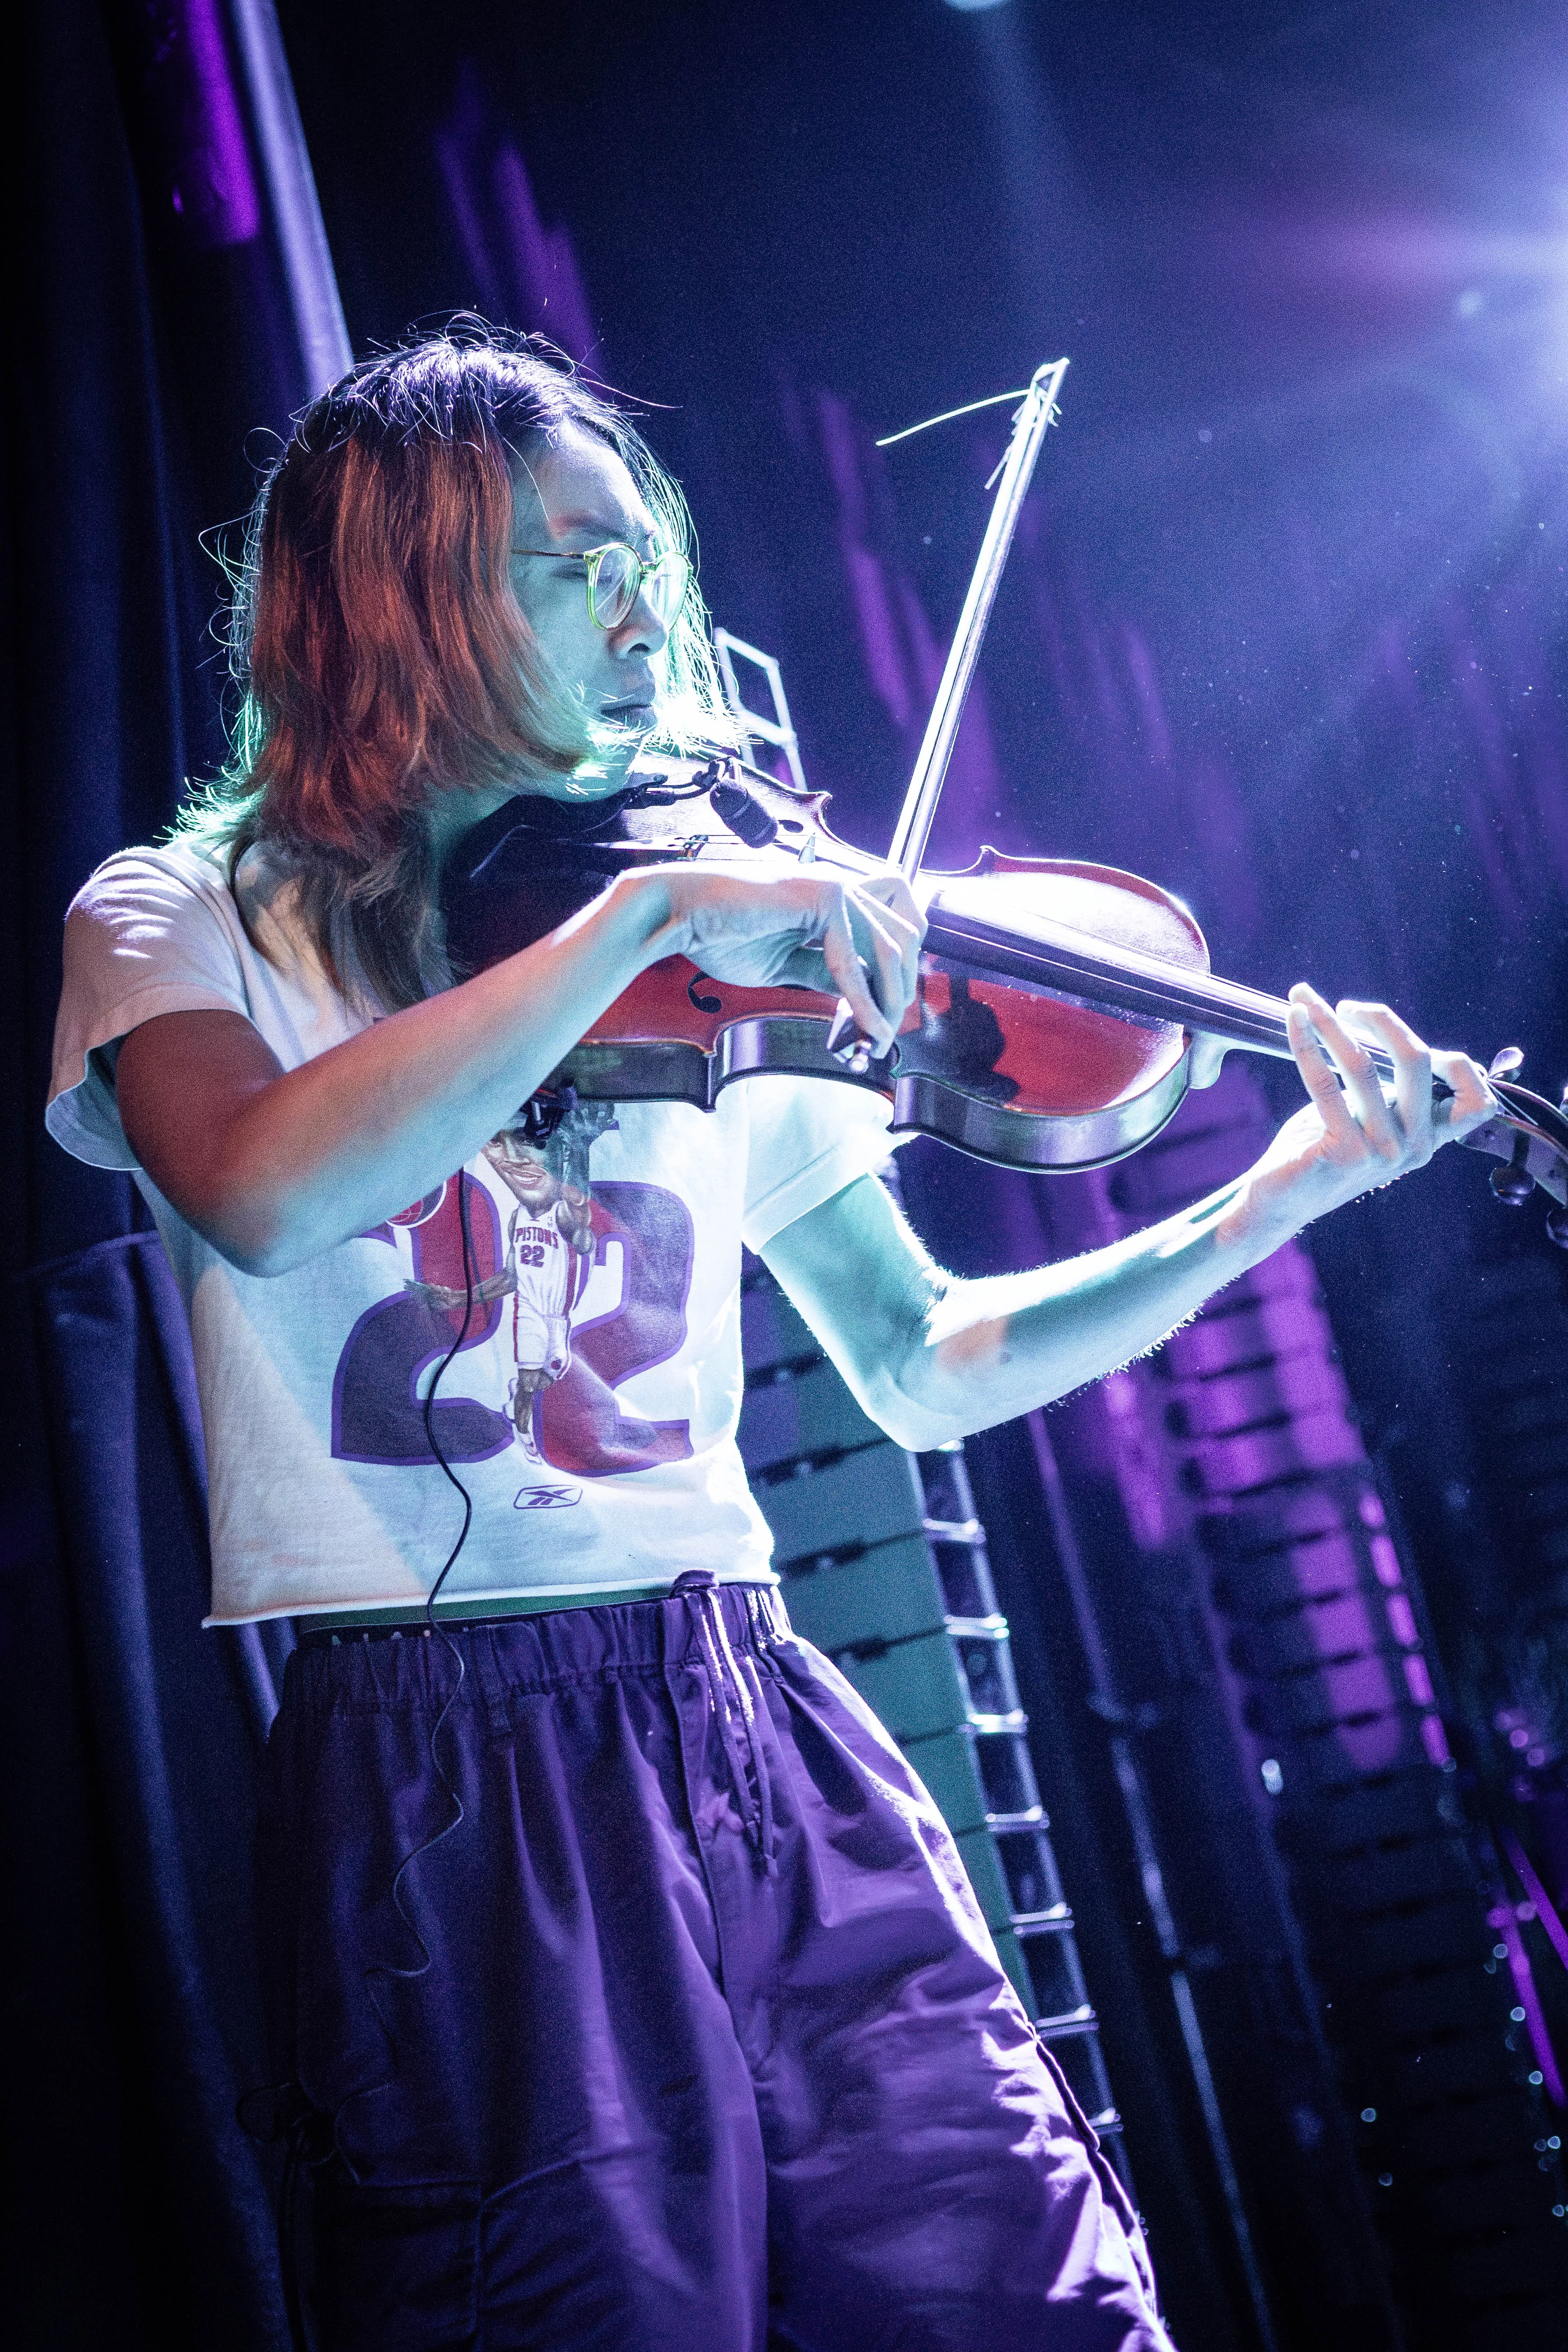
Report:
544,512,658,548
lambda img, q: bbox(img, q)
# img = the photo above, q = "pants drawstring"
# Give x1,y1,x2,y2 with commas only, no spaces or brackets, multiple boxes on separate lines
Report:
706,1592,777,1876
672,1572,777,1873
734,1650,778,1874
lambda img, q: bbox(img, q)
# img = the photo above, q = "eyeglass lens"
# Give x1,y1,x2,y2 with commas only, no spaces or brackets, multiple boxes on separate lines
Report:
591,544,690,629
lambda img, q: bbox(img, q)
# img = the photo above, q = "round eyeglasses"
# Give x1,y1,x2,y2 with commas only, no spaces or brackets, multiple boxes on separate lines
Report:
511,540,693,631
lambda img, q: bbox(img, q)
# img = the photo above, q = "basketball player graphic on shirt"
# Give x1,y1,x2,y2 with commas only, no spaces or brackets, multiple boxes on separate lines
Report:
481,1126,597,1460
404,1098,618,1486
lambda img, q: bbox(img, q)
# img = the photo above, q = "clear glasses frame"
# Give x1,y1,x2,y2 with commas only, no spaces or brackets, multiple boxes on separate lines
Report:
511,540,693,631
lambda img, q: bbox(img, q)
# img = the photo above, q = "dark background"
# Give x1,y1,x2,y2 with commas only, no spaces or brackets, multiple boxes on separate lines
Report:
8,0,1568,2344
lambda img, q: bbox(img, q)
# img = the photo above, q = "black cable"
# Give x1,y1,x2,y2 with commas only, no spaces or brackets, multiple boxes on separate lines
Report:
265,1180,482,2352
375,1171,479,1985
277,2133,310,2352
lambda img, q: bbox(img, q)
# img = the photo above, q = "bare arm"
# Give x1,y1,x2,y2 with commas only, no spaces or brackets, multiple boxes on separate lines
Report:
116,858,923,1277
761,989,1497,1448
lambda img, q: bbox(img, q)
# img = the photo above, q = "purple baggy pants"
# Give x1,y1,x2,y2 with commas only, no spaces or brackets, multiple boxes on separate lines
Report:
255,1575,1173,2351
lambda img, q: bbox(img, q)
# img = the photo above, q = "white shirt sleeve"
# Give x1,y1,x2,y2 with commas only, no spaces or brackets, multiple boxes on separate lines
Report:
46,846,251,1171
739,1074,898,1254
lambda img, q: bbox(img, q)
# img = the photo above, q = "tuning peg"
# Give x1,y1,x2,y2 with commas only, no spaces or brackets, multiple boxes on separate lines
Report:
1546,1204,1568,1248
1489,1046,1525,1080
1491,1131,1534,1206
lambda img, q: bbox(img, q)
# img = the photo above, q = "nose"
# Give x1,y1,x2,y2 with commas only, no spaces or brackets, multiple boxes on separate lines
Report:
611,578,670,661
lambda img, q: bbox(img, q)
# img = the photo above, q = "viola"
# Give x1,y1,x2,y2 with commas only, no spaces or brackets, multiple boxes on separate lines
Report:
443,361,1568,1239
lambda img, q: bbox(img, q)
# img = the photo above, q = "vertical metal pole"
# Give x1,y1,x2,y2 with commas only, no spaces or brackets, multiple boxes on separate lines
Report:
1027,1411,1283,2352
226,0,353,395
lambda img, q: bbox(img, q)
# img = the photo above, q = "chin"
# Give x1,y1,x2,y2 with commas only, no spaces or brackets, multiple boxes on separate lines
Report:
517,759,627,805
597,721,659,780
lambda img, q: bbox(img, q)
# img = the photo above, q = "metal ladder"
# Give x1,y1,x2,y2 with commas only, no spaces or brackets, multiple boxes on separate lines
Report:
737,1254,1121,2148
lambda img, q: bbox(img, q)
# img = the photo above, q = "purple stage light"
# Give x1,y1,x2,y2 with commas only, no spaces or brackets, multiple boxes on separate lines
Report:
1488,1891,1567,2109
435,66,598,362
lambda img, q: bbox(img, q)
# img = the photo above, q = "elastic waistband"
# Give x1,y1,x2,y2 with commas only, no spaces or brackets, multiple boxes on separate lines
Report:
296,1583,669,1637
282,1573,792,1715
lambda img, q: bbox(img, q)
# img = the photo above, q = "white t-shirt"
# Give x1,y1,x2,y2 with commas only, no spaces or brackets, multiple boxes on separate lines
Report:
47,841,894,1625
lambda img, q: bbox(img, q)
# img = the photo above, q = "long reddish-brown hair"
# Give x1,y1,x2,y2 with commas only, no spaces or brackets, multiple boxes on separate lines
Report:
176,328,728,1009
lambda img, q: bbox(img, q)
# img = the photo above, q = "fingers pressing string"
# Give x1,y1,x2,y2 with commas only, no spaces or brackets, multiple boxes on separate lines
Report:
1289,984,1400,1153
1337,997,1433,1160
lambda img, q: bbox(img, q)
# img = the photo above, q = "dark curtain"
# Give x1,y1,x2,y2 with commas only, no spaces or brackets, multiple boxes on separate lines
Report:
4,4,310,2342
6,0,192,1280
12,1238,292,2350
